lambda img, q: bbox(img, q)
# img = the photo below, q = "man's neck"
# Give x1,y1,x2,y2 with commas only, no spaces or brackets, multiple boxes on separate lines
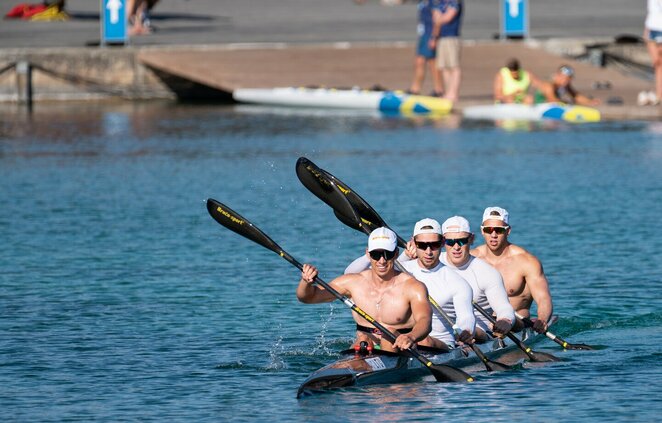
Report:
370,269,396,285
417,257,440,270
444,252,469,268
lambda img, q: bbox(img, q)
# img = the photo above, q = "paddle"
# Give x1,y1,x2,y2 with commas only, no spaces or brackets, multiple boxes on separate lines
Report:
206,198,474,383
473,302,560,362
295,157,407,248
515,312,594,350
295,157,561,363
297,158,512,371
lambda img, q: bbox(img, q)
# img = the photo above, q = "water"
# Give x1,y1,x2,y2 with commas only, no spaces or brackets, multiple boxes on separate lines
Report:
1,103,661,421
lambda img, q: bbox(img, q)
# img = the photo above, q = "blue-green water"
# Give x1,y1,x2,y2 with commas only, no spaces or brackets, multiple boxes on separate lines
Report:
1,103,661,422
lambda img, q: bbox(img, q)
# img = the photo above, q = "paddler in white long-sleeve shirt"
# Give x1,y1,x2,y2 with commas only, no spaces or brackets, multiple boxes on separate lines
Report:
435,216,515,342
345,218,475,351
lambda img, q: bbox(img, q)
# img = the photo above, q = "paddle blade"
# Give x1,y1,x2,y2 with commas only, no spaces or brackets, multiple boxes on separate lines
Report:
206,198,290,261
333,209,379,234
564,343,595,351
295,157,361,225
429,363,475,383
528,350,562,362
483,358,513,372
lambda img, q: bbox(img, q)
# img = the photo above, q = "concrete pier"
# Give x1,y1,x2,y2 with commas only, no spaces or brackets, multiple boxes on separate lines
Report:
0,0,658,120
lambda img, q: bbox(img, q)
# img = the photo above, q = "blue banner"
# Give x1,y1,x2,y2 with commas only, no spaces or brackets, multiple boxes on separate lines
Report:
102,0,127,44
501,0,528,38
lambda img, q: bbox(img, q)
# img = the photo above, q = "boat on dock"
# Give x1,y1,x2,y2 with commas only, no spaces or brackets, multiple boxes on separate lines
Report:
297,317,557,398
462,103,601,123
232,87,453,116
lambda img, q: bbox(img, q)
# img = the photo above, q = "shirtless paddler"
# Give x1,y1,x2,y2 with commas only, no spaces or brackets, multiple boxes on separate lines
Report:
297,227,432,352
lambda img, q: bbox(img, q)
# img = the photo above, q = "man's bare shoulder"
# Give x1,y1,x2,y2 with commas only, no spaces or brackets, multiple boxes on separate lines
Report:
399,272,427,291
471,245,487,258
507,244,543,267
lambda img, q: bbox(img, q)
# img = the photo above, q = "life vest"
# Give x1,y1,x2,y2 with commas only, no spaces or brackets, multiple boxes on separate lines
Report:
499,67,530,103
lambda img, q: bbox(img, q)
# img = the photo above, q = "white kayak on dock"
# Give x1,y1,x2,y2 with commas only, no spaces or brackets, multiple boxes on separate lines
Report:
233,87,453,116
462,102,601,123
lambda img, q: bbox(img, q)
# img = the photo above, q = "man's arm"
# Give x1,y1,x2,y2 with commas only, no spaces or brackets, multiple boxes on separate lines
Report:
540,81,561,102
574,92,600,106
483,269,515,334
449,273,476,343
297,263,348,304
493,72,505,103
438,3,459,25
344,253,370,274
429,8,442,49
393,279,431,350
523,256,553,332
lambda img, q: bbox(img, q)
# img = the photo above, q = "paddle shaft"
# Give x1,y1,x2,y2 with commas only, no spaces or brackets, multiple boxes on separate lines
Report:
515,312,594,350
473,301,544,360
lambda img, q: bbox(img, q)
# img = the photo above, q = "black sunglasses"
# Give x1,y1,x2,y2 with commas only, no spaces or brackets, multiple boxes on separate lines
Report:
481,226,509,235
369,249,397,261
415,241,443,251
444,237,471,247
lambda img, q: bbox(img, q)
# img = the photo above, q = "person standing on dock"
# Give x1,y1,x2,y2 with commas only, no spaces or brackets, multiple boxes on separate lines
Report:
644,0,662,105
431,0,463,102
408,0,445,97
297,227,432,353
472,207,553,334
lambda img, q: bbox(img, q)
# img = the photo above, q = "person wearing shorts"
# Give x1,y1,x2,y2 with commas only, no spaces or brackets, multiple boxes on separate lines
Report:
408,1,444,97
431,0,463,102
644,0,662,105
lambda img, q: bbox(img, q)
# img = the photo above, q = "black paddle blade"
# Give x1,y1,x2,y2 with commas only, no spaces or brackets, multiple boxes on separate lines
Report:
295,157,360,225
429,363,474,383
317,165,410,247
528,350,562,362
472,346,513,371
564,343,595,351
206,198,287,260
333,209,379,234
484,359,513,372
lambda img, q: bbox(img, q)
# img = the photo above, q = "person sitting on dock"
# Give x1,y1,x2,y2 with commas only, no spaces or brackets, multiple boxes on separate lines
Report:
344,219,476,352
471,207,553,334
297,227,432,353
493,58,540,104
534,64,600,106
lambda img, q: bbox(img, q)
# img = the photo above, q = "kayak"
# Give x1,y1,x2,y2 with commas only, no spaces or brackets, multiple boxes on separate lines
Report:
297,316,558,398
232,87,453,116
462,103,601,123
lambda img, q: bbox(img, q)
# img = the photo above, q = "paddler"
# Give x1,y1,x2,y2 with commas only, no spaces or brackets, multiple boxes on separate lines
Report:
471,207,553,334
406,216,515,342
297,227,432,353
344,219,476,352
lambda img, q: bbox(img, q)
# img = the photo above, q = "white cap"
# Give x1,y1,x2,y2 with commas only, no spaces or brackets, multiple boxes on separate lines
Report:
442,216,471,234
368,227,398,252
413,218,442,237
482,207,509,225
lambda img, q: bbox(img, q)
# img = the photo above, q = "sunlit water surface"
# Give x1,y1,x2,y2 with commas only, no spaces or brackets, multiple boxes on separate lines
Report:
1,103,661,421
